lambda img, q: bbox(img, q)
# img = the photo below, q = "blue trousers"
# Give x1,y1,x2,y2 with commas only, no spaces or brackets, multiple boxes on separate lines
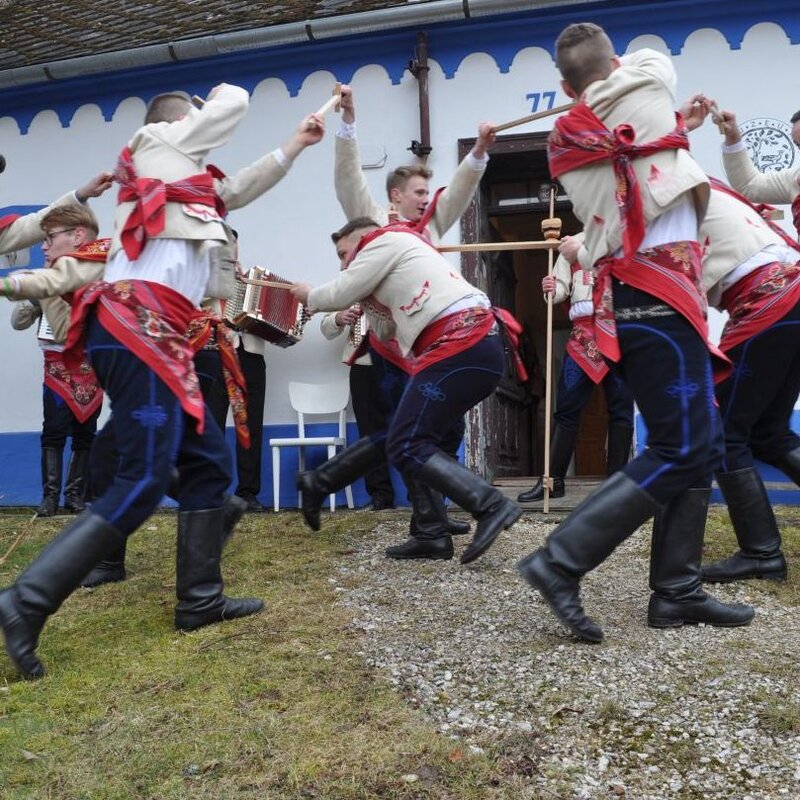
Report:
715,298,800,472
554,352,633,431
611,281,724,504
85,315,231,535
385,332,506,475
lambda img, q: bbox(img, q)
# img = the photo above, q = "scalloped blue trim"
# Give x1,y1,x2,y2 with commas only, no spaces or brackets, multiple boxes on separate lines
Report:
0,0,797,134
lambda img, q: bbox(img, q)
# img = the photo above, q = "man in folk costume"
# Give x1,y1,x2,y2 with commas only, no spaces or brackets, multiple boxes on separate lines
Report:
0,171,114,256
719,108,800,238
291,220,525,565
517,23,754,642
4,205,106,516
320,219,471,561
681,97,800,582
0,84,325,679
517,231,634,503
334,85,494,240
697,183,800,583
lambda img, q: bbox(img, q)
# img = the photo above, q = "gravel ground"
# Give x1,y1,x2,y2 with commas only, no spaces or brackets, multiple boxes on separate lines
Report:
334,512,800,799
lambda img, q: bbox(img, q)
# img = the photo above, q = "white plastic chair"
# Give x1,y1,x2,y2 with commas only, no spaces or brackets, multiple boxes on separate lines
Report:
269,379,355,513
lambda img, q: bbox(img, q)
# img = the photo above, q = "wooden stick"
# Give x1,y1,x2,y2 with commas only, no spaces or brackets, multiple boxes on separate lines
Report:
315,82,342,117
542,192,561,514
437,240,560,254
494,101,575,133
241,278,295,290
191,95,206,109
0,512,39,567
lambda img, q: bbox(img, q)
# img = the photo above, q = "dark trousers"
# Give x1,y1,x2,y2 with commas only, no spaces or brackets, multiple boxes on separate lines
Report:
350,363,395,503
554,352,634,431
385,332,506,475
41,386,99,451
611,281,724,504
716,298,800,471
206,343,265,501
85,316,231,534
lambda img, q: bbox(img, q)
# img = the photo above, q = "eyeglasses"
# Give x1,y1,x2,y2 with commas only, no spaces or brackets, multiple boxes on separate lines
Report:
43,228,76,246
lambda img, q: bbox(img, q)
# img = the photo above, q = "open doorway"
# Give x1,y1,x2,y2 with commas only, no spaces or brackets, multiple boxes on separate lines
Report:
458,131,611,483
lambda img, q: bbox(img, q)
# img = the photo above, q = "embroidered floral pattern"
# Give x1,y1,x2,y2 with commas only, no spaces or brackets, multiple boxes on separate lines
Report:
43,351,102,423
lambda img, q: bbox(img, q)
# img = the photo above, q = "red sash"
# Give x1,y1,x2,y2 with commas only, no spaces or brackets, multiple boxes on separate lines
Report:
718,261,800,353
593,241,731,379
792,194,800,239
548,105,690,260
43,350,103,423
345,331,410,373
115,146,226,261
64,280,206,433
186,312,250,448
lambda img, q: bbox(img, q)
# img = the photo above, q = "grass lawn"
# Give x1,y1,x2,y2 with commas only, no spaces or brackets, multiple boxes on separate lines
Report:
0,504,797,799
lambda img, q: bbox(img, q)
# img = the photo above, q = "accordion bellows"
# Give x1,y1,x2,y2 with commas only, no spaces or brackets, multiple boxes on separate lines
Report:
223,266,310,348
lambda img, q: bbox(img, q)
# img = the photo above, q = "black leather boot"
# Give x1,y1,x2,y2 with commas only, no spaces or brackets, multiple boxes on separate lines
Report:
221,494,249,548
0,511,126,678
606,423,634,475
174,508,264,631
517,425,576,502
37,446,63,517
701,468,787,583
518,471,659,642
447,516,471,535
387,477,454,560
648,488,755,628
80,540,128,588
296,437,385,532
775,445,800,487
63,450,91,513
417,452,522,564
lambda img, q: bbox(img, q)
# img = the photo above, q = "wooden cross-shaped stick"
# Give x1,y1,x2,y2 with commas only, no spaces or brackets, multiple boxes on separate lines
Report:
314,82,342,117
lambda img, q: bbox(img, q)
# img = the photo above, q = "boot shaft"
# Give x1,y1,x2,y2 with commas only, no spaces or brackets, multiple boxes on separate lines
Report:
64,450,91,509
606,424,634,476
716,468,781,556
40,447,64,499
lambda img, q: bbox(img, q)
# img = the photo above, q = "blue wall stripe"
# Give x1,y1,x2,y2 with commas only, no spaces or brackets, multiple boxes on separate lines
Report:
0,1,796,133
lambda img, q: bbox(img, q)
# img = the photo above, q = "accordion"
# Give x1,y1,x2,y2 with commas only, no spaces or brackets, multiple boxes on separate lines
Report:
223,267,310,348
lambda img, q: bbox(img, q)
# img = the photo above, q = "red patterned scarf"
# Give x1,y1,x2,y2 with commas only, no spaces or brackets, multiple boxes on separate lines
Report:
115,146,226,261
593,241,730,378
548,105,690,260
43,350,102,423
719,261,800,354
186,312,251,448
64,280,206,433
566,316,608,384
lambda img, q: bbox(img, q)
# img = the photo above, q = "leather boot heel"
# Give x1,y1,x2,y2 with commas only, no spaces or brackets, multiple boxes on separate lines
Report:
462,498,523,564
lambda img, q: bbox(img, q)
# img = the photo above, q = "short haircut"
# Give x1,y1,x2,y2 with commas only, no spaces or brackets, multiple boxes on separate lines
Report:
144,91,192,125
791,110,800,125
40,205,99,240
331,216,380,244
555,22,614,95
385,164,432,198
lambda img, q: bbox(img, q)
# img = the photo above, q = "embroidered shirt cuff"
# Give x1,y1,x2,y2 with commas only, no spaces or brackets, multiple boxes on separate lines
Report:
336,120,357,140
721,140,746,154
465,151,489,170
273,147,291,171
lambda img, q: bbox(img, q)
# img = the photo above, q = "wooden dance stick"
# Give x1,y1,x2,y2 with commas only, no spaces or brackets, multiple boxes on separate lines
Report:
314,82,342,117
542,196,562,514
241,277,296,290
437,240,560,254
191,95,206,109
493,101,575,133
708,101,726,135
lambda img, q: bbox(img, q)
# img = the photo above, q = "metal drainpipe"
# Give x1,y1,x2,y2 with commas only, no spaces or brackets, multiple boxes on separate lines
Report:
408,31,432,162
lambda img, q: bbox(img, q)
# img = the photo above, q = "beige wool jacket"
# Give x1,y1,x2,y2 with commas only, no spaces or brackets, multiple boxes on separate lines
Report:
110,83,291,259
308,231,484,356
0,192,82,256
558,49,709,267
334,135,485,243
722,145,800,206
